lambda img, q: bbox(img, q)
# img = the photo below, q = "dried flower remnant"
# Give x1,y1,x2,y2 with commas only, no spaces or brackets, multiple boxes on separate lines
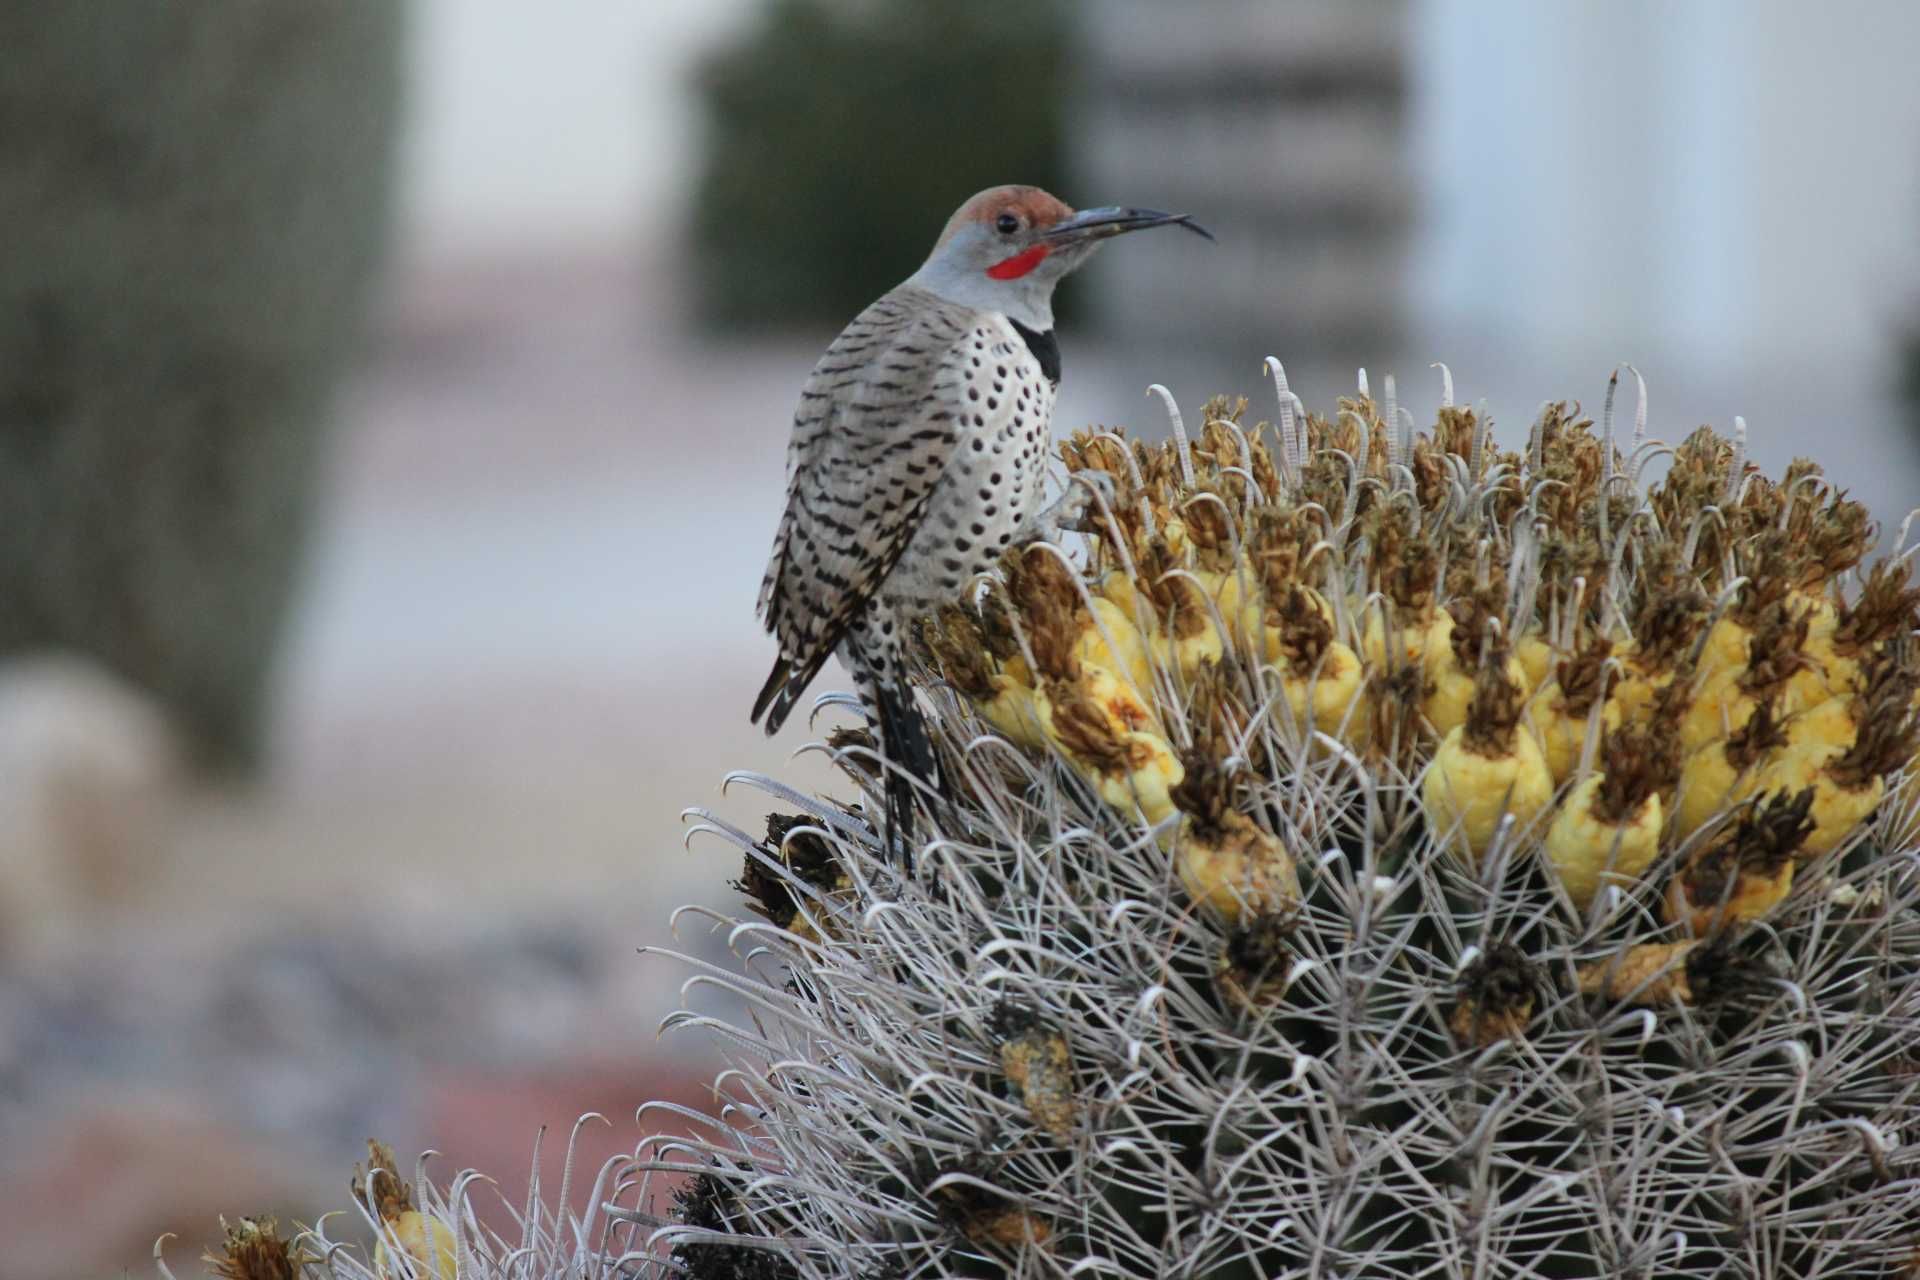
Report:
735,812,854,943
1215,911,1298,1013
1666,788,1815,934
204,1217,307,1280
1526,632,1619,784
1449,941,1541,1047
1576,934,1769,1008
991,1004,1077,1145
1761,673,1920,858
672,1172,801,1280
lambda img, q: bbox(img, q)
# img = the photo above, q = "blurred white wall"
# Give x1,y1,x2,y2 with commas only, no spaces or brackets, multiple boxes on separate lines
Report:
1414,0,1920,383
399,0,758,259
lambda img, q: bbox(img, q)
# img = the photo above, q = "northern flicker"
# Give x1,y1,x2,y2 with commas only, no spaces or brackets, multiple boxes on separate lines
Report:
752,185,1209,844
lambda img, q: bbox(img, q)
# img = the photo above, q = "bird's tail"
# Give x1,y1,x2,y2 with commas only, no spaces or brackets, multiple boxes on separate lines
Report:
752,651,834,736
750,656,797,734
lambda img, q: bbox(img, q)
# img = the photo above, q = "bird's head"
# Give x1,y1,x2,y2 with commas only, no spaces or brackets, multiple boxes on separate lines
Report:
908,185,1210,330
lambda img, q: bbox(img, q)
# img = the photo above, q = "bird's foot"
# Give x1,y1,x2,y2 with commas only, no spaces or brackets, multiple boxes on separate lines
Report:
1025,470,1118,541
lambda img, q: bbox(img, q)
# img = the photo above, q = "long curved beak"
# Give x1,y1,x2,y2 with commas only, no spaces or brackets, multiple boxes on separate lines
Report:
1042,206,1215,246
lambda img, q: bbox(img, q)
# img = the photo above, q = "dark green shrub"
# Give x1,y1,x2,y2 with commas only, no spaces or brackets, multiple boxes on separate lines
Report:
691,0,1069,330
0,5,401,770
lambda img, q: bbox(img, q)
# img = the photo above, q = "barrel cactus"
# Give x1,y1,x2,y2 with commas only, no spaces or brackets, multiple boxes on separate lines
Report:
647,366,1920,1278
186,366,1920,1278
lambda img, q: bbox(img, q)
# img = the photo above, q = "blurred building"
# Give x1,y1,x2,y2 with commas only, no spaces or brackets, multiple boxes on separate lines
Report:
1075,0,1411,364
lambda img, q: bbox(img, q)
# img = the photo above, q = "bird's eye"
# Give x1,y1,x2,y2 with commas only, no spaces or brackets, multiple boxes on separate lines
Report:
995,212,1020,235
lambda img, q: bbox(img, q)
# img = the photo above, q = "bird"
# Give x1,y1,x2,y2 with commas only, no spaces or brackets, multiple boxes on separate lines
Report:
752,184,1211,847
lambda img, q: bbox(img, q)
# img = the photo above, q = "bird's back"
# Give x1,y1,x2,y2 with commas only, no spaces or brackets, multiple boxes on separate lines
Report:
754,286,980,727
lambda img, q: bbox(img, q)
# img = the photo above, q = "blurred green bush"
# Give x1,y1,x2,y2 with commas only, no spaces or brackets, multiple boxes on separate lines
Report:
0,6,400,771
692,0,1070,330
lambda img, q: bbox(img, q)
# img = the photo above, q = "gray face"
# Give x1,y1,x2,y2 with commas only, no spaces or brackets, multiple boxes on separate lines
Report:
910,205,1210,332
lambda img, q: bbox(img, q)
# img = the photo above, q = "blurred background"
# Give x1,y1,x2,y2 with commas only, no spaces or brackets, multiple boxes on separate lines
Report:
2,2,1918,1275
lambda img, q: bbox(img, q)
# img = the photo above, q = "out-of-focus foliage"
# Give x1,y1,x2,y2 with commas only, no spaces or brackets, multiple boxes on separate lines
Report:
1902,316,1920,438
691,0,1070,329
0,5,400,770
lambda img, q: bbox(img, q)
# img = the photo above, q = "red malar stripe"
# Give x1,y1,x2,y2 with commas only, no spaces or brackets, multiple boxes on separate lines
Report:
986,244,1051,280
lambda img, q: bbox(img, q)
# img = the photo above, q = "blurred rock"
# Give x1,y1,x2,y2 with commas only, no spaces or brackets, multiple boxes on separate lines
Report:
0,653,181,963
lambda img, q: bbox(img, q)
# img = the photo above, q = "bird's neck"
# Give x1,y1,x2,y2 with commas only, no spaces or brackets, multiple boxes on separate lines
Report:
906,258,1056,331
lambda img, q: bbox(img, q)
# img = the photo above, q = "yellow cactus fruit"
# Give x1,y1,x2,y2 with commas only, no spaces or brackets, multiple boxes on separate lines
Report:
1423,655,1555,863
1783,695,1853,754
1608,580,1710,722
1034,676,1183,826
1665,788,1813,935
1362,603,1453,685
1125,534,1225,679
1424,582,1523,739
1004,546,1159,707
1697,615,1753,686
1759,687,1918,858
1448,942,1539,1048
376,1213,460,1280
1098,568,1140,620
1076,596,1157,699
925,603,1048,750
1197,563,1258,640
1818,561,1920,697
1527,635,1618,783
1678,602,1825,756
1544,723,1672,911
1262,583,1365,741
1514,631,1556,695
1361,506,1447,672
356,1141,459,1280
1673,696,1789,843
1170,759,1300,924
1240,501,1333,640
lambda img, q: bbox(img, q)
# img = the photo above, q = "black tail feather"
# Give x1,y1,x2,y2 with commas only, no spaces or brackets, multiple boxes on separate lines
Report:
873,682,935,858
750,657,793,733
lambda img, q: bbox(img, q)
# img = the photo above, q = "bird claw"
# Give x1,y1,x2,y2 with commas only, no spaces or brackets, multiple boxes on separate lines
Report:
1030,470,1118,539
